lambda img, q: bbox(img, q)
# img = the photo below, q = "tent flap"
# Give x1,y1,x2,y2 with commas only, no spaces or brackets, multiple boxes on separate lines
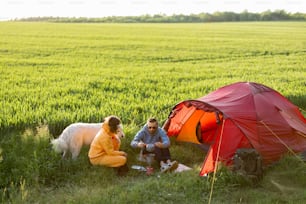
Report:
167,105,196,136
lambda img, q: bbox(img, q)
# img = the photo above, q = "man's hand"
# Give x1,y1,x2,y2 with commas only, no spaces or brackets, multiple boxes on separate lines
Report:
154,142,164,148
138,142,146,148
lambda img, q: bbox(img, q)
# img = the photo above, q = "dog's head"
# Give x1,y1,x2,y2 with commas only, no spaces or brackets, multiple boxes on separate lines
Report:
104,115,125,138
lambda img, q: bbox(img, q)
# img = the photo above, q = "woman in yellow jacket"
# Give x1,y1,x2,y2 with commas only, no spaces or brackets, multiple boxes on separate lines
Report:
88,115,128,175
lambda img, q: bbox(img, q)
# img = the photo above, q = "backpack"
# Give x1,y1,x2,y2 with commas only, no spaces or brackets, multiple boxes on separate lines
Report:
233,148,263,182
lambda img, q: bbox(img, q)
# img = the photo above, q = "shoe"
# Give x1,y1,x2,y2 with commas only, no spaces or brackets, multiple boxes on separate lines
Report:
168,160,179,172
160,163,171,173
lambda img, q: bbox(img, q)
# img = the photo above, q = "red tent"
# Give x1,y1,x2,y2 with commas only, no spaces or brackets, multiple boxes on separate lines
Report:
163,82,306,176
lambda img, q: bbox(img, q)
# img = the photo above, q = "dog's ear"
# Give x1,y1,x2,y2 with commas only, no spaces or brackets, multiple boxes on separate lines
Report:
107,116,121,133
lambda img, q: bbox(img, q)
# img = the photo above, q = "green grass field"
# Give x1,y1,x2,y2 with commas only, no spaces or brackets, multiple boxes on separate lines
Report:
0,22,305,203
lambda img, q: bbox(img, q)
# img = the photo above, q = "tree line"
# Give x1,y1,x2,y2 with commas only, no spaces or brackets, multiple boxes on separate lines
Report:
17,10,305,23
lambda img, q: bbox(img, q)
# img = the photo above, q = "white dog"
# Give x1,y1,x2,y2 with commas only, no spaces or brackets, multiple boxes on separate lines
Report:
51,123,125,159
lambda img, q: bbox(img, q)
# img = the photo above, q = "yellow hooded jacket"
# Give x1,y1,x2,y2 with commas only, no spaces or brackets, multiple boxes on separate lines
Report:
88,122,125,160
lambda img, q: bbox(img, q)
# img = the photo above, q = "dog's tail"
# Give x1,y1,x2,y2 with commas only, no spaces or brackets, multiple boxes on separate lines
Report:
51,137,68,154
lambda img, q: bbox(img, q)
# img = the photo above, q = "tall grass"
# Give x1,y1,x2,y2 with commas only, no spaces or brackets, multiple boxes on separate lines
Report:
1,22,305,133
0,22,305,203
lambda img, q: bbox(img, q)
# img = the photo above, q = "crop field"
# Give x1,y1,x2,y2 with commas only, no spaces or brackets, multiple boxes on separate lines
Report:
0,22,305,203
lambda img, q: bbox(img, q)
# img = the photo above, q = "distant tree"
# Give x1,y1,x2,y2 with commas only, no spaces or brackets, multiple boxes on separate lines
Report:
16,10,306,23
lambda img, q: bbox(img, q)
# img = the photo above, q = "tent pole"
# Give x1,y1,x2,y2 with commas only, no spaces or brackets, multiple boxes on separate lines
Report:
208,118,225,204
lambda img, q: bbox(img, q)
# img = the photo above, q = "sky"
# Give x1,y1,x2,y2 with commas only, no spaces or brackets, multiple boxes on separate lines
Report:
0,0,305,20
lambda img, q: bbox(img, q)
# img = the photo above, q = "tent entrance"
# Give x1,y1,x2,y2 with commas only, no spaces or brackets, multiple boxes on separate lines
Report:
196,111,223,144
167,104,223,145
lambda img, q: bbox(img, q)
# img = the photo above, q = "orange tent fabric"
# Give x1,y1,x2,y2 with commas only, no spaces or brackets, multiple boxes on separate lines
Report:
177,109,205,144
167,105,196,136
